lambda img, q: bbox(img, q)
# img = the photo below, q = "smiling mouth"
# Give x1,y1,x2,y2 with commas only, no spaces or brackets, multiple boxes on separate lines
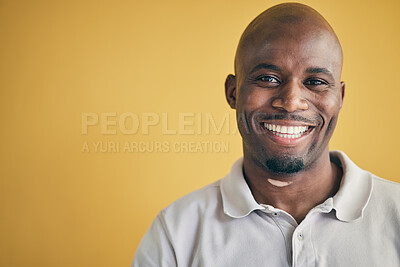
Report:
261,122,314,139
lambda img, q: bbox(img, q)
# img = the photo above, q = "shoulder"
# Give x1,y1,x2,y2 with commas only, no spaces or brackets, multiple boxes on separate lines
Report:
332,150,400,206
159,180,223,224
132,184,224,267
370,173,400,203
367,173,400,223
371,173,400,189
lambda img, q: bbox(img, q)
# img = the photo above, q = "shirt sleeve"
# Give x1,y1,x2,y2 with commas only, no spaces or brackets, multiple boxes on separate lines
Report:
131,211,177,267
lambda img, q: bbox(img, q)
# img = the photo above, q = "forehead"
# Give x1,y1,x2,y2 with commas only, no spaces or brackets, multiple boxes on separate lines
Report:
237,24,342,76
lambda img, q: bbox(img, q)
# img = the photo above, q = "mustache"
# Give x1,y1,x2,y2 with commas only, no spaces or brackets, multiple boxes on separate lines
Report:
253,112,320,125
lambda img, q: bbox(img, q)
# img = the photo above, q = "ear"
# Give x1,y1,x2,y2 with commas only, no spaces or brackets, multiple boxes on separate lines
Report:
339,81,345,109
225,74,237,109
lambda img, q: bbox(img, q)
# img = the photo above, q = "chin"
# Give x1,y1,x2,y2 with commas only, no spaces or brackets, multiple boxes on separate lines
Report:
265,155,305,174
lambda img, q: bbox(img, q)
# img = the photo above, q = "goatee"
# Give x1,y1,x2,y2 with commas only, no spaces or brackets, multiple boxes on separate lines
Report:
265,156,305,174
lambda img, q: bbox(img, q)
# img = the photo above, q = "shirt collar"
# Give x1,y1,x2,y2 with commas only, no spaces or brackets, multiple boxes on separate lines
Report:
220,158,264,218
330,150,373,222
220,151,373,222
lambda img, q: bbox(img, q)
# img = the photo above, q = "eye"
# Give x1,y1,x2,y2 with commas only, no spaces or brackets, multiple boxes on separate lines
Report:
256,75,280,85
304,79,329,90
304,79,326,85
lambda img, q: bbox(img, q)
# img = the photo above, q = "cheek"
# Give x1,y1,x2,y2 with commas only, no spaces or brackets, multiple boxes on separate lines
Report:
314,94,342,131
313,91,342,116
236,88,272,135
238,88,272,110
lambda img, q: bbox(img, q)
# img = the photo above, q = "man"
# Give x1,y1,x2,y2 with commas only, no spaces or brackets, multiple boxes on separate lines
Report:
133,3,400,266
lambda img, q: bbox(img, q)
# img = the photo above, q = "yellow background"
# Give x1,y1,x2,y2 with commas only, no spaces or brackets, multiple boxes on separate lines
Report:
1,0,399,266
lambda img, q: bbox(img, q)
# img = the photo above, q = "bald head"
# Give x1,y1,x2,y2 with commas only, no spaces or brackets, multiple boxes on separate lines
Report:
235,3,343,75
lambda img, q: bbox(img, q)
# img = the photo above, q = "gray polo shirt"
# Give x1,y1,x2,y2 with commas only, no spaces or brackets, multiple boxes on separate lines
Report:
132,151,400,267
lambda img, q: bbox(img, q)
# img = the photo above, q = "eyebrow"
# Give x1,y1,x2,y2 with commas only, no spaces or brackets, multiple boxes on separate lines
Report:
306,67,334,80
250,63,281,74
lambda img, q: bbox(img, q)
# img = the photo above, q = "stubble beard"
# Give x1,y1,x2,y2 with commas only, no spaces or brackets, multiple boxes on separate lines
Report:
265,156,305,174
263,142,317,174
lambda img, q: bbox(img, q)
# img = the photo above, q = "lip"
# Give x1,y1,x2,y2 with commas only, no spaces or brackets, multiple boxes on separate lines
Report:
257,119,317,127
257,120,315,145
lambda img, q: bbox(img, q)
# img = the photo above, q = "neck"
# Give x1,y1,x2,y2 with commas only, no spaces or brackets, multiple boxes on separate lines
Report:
243,151,342,224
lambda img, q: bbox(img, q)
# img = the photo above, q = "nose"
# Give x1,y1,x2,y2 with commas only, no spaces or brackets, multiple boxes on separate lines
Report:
271,81,308,112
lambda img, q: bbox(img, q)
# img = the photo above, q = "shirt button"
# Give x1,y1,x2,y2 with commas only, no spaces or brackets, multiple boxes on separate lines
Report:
272,212,279,216
297,231,304,241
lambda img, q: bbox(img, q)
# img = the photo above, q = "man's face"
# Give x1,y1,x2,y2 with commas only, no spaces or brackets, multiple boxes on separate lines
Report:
227,26,345,174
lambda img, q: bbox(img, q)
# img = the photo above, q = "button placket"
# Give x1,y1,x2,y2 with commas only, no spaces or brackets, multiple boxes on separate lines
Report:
292,223,315,267
296,230,304,241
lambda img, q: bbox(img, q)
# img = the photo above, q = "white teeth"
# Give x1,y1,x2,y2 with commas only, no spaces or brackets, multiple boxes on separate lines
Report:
263,123,310,139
